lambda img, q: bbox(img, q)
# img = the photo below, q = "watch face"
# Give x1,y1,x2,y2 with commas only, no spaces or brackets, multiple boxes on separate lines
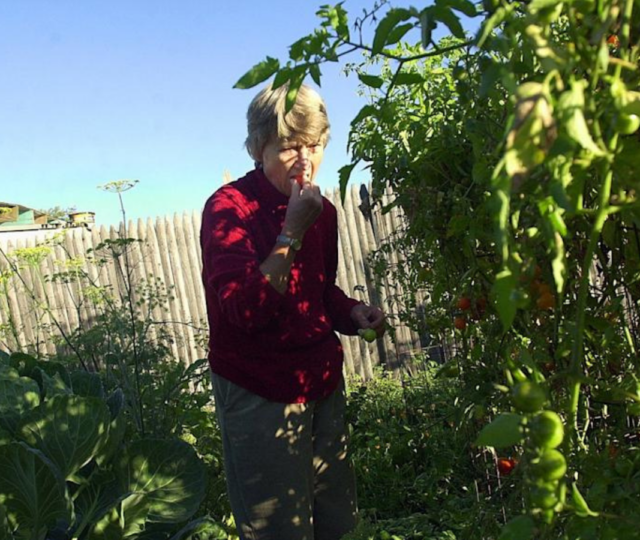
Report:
291,238,302,251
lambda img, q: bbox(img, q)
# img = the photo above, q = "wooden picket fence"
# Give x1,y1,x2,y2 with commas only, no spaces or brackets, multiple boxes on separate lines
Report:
0,184,432,379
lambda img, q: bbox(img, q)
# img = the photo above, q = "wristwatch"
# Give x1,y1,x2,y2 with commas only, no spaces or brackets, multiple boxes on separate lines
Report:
276,234,302,251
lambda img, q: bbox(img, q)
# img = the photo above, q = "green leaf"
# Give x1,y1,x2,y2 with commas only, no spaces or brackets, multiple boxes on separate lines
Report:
168,517,228,540
385,23,415,47
439,0,478,17
0,504,11,540
0,364,19,378
106,388,125,420
479,62,502,98
289,37,307,62
358,73,384,89
572,483,599,517
8,352,38,376
307,27,330,56
0,443,71,534
90,494,149,540
70,370,104,398
309,64,322,87
285,68,306,113
420,8,436,48
538,197,567,237
395,72,425,85
476,6,508,48
372,8,413,55
95,407,127,467
74,472,129,537
557,82,604,156
33,360,71,389
352,105,378,126
233,57,280,89
331,3,350,40
499,515,534,540
317,3,350,40
271,66,291,90
0,430,10,448
339,162,358,203
492,269,518,330
91,440,206,538
38,369,72,399
0,375,40,434
118,439,207,524
476,413,524,447
19,395,112,480
432,5,465,39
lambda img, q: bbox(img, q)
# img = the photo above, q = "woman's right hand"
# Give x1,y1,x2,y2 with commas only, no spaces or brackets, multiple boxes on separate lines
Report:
282,177,323,240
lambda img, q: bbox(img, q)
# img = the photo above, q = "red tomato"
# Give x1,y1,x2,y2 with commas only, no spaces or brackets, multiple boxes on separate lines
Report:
497,457,517,476
471,296,487,320
607,34,620,48
457,296,472,311
537,292,556,310
454,316,467,330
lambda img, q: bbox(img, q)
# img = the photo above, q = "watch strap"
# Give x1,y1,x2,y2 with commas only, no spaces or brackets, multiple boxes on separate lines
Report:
276,234,302,251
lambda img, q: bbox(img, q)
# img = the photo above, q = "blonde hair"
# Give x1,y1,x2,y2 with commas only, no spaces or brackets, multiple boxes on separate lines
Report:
245,83,330,163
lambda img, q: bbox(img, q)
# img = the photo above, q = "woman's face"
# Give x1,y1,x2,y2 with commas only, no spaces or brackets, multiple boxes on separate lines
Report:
260,136,325,196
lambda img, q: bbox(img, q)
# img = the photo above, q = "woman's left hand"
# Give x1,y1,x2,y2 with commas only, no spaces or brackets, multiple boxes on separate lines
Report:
350,303,386,337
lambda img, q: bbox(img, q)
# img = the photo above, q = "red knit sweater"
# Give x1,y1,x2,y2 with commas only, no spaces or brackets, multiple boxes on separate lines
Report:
200,168,361,403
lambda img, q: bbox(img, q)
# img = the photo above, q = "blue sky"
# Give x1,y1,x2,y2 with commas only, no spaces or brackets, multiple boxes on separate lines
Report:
0,0,446,226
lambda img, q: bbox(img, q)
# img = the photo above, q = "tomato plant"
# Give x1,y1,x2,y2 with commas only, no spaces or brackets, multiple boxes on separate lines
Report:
237,0,640,536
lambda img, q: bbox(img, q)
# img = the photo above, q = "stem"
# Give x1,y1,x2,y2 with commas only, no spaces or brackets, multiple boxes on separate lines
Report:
117,191,145,437
0,278,21,349
569,162,615,449
566,0,634,452
343,38,472,63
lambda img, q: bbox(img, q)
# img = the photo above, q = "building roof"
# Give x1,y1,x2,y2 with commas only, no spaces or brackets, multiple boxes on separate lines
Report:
0,202,48,231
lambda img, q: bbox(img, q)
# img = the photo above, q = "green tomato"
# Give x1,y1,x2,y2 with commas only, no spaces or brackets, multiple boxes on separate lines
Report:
530,411,564,449
358,328,377,343
530,484,558,510
512,381,547,413
474,404,487,420
452,65,467,81
615,113,640,135
531,449,567,482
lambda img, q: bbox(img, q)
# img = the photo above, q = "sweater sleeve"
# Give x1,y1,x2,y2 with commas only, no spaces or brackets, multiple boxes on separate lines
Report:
201,188,285,332
323,201,361,336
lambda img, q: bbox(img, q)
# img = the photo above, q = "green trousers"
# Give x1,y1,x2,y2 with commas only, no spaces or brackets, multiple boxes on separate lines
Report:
211,374,358,540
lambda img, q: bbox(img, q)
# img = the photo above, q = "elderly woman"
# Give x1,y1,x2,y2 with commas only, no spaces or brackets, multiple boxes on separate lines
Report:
200,83,385,540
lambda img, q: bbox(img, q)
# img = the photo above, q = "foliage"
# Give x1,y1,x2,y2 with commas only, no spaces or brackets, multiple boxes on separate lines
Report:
0,185,230,537
345,363,522,539
0,351,210,540
238,0,640,536
38,206,77,224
